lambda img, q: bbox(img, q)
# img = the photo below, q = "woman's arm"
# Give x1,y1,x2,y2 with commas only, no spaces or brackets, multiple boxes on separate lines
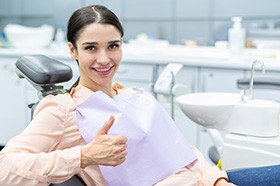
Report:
189,147,236,186
0,95,82,185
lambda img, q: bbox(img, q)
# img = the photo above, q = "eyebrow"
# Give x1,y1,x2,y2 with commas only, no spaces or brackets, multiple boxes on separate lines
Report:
109,40,122,44
82,40,121,46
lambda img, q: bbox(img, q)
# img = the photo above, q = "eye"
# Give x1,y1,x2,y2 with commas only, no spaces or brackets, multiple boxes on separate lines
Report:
108,43,120,50
84,45,95,51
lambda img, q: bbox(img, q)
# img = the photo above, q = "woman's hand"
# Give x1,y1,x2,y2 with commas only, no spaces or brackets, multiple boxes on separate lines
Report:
81,116,127,168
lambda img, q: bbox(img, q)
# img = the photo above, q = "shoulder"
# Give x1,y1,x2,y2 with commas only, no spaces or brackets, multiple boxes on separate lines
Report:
33,93,75,116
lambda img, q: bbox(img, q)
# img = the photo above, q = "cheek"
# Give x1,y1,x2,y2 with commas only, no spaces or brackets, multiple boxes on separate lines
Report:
77,50,93,62
78,56,92,69
113,52,122,65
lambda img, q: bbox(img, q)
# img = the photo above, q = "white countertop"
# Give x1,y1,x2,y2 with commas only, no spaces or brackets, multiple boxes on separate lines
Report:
1,43,280,71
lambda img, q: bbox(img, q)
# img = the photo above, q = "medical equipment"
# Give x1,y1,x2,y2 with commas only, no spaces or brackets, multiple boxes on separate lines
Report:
152,63,188,118
177,60,280,170
15,55,85,185
220,64,280,170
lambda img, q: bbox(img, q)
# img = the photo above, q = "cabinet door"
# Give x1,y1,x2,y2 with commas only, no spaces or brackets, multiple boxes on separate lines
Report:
0,0,22,16
213,0,280,18
243,70,280,101
0,57,26,145
114,63,155,93
0,0,9,16
200,67,246,93
22,0,53,16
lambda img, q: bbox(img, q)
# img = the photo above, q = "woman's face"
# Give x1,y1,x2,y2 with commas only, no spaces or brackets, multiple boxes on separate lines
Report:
69,23,122,92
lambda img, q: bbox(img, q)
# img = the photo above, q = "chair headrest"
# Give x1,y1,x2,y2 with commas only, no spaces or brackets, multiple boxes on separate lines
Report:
15,55,73,85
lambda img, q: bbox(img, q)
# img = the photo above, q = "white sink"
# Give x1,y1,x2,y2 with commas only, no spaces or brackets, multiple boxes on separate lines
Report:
176,92,280,137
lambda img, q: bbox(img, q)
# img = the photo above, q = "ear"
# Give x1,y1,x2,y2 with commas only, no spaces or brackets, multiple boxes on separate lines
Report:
68,42,78,60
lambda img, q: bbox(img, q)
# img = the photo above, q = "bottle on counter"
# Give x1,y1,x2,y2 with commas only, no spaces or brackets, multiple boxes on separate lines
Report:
228,16,246,56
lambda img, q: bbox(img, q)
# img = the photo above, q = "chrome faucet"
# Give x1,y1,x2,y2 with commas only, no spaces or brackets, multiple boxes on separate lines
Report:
249,60,265,100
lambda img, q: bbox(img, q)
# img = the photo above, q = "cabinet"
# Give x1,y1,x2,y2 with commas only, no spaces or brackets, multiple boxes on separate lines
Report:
213,0,280,18
199,67,246,93
114,63,155,94
0,0,22,17
0,0,53,17
243,69,280,101
21,0,53,16
0,57,27,145
0,0,9,16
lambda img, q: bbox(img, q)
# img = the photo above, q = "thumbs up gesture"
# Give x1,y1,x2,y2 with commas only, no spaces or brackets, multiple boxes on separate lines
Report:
81,116,128,168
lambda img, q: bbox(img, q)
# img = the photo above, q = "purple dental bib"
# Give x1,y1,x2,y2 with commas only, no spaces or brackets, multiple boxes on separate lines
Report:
76,88,196,186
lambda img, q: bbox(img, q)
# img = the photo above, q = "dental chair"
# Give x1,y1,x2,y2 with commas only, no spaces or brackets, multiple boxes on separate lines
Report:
15,55,86,186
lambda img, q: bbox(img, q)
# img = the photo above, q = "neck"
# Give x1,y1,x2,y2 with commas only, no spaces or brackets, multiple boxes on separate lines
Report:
79,82,116,97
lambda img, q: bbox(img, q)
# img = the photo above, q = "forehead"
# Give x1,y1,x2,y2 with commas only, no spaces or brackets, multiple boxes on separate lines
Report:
78,23,121,42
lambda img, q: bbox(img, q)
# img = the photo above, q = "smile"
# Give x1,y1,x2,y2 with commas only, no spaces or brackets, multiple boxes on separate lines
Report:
92,66,114,75
94,67,111,72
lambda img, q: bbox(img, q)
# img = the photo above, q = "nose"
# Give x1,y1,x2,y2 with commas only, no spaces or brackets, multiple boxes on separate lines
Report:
96,50,110,65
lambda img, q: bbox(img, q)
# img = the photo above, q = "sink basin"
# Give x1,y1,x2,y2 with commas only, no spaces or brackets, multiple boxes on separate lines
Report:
176,92,280,137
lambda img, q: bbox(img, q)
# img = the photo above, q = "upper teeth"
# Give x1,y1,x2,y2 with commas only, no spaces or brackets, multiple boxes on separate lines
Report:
95,67,110,72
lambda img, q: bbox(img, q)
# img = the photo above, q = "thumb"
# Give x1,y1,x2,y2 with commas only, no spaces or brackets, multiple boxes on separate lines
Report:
97,115,115,135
